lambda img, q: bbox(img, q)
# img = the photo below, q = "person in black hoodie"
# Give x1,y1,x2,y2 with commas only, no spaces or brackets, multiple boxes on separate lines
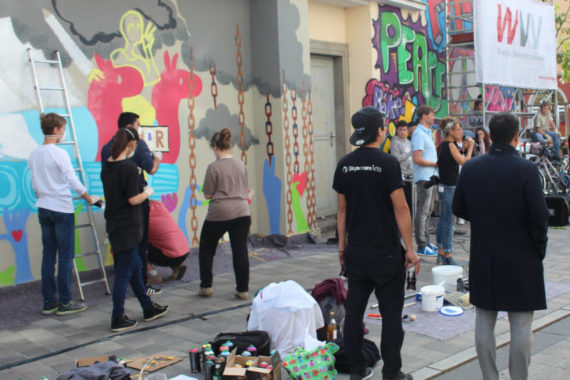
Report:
101,127,168,332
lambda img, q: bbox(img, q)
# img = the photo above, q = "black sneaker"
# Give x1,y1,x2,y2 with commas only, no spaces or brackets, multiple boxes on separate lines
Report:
351,367,374,380
146,285,162,296
383,371,413,380
42,301,59,315
56,301,88,316
111,315,138,332
143,302,169,322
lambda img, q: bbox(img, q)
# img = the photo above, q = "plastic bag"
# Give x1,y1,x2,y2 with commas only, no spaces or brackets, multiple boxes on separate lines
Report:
247,280,325,355
282,342,340,380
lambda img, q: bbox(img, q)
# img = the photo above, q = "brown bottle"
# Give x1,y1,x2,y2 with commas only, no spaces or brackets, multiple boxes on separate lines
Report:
327,311,337,341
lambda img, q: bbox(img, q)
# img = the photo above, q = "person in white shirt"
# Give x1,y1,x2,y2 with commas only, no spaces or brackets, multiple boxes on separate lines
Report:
28,113,95,316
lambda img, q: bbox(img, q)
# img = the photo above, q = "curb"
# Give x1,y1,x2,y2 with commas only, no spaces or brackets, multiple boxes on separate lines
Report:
410,305,570,380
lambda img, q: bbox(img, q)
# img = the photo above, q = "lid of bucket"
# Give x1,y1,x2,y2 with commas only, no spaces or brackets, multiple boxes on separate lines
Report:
432,265,463,274
439,305,464,316
420,284,445,295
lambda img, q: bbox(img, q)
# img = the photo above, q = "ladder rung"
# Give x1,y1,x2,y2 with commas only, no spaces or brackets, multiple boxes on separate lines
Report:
75,251,99,258
79,278,108,287
75,223,94,229
37,86,65,91
57,141,76,145
32,58,59,64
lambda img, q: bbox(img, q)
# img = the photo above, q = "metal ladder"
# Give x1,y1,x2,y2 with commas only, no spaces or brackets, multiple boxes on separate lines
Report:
27,48,110,301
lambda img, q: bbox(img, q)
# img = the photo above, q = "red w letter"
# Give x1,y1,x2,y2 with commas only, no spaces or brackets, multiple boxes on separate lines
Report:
497,5,518,44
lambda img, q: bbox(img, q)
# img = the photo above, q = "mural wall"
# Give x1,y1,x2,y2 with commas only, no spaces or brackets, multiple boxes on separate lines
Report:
362,4,447,150
0,0,315,287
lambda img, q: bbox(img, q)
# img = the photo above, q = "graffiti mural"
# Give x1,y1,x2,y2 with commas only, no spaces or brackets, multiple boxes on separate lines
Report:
0,0,314,287
359,3,448,152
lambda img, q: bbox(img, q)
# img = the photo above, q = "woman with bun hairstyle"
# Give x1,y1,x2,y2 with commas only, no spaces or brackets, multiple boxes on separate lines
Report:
436,117,474,265
101,127,168,332
198,128,251,300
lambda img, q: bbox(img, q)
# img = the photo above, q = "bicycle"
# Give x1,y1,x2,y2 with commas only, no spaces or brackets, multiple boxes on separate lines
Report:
529,147,570,196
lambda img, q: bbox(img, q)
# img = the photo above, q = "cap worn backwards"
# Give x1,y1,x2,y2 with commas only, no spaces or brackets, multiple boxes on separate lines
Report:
349,106,383,146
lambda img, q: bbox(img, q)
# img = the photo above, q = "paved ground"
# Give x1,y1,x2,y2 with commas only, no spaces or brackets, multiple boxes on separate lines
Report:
0,222,568,380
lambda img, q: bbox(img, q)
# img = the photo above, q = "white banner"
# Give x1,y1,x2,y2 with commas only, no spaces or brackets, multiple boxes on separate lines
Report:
474,0,557,89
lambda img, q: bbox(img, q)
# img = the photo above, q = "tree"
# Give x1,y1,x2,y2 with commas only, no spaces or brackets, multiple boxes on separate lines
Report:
555,2,570,82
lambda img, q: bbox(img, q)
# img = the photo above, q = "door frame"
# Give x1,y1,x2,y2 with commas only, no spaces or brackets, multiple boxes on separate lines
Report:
310,40,350,164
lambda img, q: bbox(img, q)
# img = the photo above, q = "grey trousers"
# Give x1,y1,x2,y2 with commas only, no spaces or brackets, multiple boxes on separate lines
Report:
475,307,533,380
414,181,434,249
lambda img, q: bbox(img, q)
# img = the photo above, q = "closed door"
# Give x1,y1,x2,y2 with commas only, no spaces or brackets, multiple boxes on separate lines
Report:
310,55,338,217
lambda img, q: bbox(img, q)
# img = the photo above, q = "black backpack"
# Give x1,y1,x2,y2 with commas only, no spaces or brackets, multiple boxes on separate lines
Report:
332,337,381,373
209,330,271,356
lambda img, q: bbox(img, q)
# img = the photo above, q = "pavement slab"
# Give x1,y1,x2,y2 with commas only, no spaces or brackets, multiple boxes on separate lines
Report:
0,225,568,379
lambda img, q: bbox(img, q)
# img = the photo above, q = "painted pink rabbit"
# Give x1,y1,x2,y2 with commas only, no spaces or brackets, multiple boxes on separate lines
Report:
88,52,144,161
152,51,202,164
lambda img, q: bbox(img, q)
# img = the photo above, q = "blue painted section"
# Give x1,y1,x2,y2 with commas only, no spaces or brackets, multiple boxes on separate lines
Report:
0,208,34,284
262,158,282,235
22,107,99,162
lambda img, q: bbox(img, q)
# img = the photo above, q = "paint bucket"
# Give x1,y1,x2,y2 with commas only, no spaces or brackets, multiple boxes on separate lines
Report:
432,265,463,293
420,284,445,312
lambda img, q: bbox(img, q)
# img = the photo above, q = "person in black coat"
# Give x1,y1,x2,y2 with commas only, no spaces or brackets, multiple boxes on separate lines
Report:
452,112,548,380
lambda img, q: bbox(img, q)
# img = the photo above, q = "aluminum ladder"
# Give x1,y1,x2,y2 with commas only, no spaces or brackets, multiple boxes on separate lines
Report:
27,48,110,301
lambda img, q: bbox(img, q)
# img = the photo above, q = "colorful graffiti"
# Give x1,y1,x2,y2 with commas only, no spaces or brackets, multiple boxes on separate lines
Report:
0,0,315,287
366,4,447,122
0,208,34,284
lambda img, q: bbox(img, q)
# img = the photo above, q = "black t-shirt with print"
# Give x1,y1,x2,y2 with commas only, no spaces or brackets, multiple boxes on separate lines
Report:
333,147,403,249
101,159,143,252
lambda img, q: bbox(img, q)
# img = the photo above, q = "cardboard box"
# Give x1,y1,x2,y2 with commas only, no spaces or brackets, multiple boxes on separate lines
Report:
75,355,113,367
223,348,258,378
222,349,281,380
246,351,281,380
126,354,182,373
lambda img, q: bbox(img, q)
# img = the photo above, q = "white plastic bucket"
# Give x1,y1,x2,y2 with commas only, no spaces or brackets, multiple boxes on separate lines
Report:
432,265,463,293
420,284,445,312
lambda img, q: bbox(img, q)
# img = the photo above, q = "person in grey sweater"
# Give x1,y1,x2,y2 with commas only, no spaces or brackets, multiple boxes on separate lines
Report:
390,121,413,177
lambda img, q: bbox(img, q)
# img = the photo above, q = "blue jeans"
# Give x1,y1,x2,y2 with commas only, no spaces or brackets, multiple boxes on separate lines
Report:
436,185,456,253
39,208,75,305
112,245,153,318
534,131,560,159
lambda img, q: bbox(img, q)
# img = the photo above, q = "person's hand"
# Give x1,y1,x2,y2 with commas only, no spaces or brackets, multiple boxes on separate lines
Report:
90,195,104,208
464,137,474,147
405,248,420,276
153,151,163,161
144,185,154,197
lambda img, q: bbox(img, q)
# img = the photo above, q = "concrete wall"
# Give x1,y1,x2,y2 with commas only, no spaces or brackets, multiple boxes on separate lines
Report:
0,0,314,287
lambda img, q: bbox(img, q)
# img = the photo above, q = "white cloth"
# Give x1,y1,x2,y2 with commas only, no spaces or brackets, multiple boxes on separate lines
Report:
28,144,86,213
247,280,324,355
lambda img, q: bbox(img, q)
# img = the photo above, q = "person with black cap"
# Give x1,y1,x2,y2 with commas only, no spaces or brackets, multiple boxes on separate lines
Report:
333,106,420,380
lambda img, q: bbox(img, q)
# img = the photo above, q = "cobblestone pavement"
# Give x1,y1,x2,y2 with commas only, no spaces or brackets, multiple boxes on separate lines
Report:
0,223,568,379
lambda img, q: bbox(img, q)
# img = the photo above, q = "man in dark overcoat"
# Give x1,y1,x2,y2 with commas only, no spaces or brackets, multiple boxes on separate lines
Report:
452,112,548,380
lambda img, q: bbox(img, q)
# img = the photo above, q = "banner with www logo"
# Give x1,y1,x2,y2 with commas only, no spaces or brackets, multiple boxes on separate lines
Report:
474,0,557,89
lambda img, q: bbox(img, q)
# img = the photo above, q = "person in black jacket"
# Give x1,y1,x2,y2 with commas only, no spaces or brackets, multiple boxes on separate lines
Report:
452,112,548,380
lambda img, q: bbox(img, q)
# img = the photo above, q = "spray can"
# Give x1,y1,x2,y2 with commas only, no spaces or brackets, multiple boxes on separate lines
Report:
189,347,201,373
204,359,215,380
213,363,223,380
246,345,257,356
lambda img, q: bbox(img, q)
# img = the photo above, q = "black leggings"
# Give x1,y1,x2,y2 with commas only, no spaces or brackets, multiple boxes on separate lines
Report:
147,244,188,268
199,216,251,292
